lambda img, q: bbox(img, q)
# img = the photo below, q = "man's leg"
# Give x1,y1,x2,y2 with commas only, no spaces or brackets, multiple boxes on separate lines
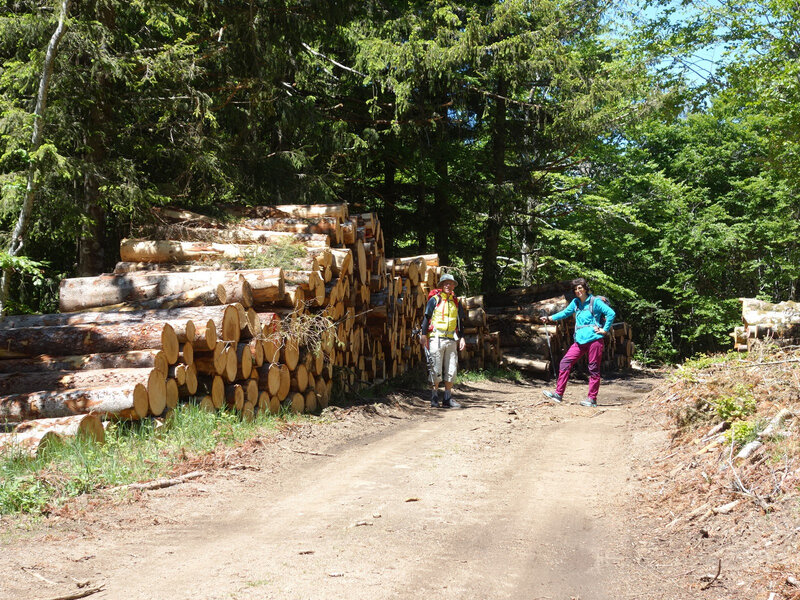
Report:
441,339,460,408
428,337,445,407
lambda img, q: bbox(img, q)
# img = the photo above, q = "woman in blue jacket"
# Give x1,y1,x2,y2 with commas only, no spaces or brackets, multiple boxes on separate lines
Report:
540,278,615,407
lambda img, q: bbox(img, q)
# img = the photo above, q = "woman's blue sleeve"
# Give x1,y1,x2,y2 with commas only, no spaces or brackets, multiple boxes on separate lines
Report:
551,299,577,322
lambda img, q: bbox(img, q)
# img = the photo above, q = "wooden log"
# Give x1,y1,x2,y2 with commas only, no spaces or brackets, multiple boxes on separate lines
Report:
0,350,168,375
0,367,159,396
151,206,224,227
236,343,253,380
0,384,149,422
183,363,198,396
59,269,246,312
245,379,259,406
219,345,239,383
0,322,181,362
463,307,487,328
238,216,342,238
0,414,105,456
119,239,329,265
502,355,551,375
329,248,353,277
17,413,105,442
290,363,309,392
269,204,348,220
283,338,300,371
165,378,179,410
255,363,282,397
216,278,253,308
277,364,291,401
285,391,304,413
225,383,244,411
158,226,330,247
201,375,220,408
147,370,168,416
0,430,61,456
304,388,317,413
198,395,215,412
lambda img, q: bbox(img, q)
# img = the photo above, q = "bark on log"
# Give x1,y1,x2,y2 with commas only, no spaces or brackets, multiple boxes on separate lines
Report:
502,355,551,375
59,269,273,312
238,216,341,237
740,298,800,327
269,204,348,220
285,391,304,413
0,350,168,374
119,239,329,265
155,226,330,248
216,278,253,308
0,384,149,422
0,367,159,396
0,321,180,361
0,414,105,456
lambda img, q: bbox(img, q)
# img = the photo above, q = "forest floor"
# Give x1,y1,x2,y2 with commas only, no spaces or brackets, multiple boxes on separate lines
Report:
0,369,798,600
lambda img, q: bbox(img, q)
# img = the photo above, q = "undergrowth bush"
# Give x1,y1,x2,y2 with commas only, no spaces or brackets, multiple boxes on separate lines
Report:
725,419,760,448
713,384,757,421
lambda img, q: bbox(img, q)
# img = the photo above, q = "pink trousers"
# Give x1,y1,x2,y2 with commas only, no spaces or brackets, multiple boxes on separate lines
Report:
555,339,604,400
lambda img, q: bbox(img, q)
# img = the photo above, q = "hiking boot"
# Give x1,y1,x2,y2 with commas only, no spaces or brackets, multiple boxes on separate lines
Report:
543,390,563,403
430,390,440,408
580,398,598,408
441,396,461,409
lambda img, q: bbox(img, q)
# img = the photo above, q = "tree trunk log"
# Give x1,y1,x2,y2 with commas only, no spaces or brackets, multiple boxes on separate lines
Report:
155,226,330,247
0,414,105,456
59,269,270,312
119,239,329,265
0,349,168,374
0,367,159,396
0,321,179,360
0,383,148,422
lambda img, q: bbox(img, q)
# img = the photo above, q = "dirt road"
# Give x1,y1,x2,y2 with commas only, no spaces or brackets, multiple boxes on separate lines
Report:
1,375,671,600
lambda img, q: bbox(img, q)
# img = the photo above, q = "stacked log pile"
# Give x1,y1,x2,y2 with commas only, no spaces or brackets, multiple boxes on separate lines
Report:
732,298,800,351
486,282,634,378
2,204,494,453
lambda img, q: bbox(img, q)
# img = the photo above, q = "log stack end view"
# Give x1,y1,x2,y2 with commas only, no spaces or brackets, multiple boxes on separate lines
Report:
0,204,500,454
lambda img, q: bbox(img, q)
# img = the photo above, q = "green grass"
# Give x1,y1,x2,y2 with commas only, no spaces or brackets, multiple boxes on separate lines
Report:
0,404,305,516
456,366,524,384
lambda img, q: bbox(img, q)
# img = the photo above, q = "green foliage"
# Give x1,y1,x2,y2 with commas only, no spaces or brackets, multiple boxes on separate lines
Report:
713,385,757,422
0,404,295,516
242,240,309,270
634,327,677,366
725,419,760,448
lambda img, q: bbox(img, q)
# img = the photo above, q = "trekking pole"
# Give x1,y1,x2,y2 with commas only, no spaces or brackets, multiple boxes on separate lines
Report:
542,312,558,379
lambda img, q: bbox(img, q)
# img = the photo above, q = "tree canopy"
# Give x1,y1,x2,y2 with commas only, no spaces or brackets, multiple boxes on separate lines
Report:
0,0,797,362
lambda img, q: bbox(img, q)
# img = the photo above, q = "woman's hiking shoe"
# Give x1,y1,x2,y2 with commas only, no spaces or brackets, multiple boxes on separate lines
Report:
580,398,598,408
542,390,563,403
430,390,440,408
441,397,461,409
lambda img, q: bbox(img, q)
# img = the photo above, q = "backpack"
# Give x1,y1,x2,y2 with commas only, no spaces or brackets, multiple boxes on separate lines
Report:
588,295,614,329
427,288,460,307
425,289,460,332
